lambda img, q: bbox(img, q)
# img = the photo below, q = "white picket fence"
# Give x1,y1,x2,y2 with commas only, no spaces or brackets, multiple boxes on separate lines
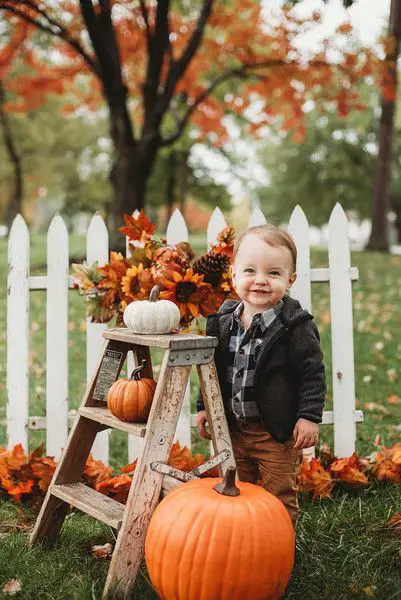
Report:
5,203,362,463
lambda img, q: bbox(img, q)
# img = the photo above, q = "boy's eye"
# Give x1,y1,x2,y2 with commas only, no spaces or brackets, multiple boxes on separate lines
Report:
244,268,254,273
269,271,280,276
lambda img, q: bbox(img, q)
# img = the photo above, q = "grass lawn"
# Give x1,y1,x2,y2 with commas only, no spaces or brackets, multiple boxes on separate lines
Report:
0,234,400,599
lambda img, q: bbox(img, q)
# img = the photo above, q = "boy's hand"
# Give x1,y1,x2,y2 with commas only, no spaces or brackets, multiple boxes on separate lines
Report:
196,410,211,440
292,418,319,450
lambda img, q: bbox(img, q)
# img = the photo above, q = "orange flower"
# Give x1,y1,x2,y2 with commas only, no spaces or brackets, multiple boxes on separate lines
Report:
119,210,155,241
157,268,211,320
121,264,148,301
98,252,129,292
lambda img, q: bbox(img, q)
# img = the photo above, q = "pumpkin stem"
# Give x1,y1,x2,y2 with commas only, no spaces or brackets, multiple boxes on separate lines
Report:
213,467,240,497
130,359,146,380
149,285,160,302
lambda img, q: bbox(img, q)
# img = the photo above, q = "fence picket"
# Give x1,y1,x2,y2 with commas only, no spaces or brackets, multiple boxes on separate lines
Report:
288,206,315,459
248,206,267,227
7,215,30,450
5,204,361,461
46,216,69,458
166,208,188,245
207,207,227,247
328,203,356,457
166,209,192,449
86,213,109,462
288,205,312,312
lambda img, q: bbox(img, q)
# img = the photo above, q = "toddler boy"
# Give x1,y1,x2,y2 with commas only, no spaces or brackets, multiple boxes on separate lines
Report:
196,224,326,526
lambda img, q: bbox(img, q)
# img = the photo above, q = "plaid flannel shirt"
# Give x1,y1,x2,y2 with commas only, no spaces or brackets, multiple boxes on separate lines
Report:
227,300,283,423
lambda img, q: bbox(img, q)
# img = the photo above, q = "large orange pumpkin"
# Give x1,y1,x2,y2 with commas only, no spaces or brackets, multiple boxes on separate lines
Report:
145,467,295,600
106,359,156,423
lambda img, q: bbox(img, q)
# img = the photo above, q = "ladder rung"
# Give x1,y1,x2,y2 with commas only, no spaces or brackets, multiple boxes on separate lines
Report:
50,482,124,529
78,406,147,436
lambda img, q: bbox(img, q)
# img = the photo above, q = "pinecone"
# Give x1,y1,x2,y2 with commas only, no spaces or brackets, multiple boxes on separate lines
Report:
193,252,229,286
217,225,236,246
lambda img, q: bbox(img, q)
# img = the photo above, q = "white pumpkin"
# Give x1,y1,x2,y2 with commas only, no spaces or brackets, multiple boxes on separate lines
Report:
123,285,180,334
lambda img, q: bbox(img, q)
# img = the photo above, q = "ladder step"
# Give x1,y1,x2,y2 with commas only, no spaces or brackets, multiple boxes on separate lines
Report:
50,483,125,529
78,406,147,436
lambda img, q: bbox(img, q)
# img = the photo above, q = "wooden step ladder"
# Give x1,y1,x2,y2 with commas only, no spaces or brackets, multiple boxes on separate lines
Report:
30,328,235,599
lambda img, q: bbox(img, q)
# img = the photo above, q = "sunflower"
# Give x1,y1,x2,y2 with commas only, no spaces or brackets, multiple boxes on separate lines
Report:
120,264,154,303
157,268,211,320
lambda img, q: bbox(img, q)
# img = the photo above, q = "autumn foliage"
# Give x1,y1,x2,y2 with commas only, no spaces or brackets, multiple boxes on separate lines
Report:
1,441,400,506
0,2,386,143
72,210,237,327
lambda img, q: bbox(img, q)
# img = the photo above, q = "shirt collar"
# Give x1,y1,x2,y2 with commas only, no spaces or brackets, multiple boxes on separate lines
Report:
230,300,283,332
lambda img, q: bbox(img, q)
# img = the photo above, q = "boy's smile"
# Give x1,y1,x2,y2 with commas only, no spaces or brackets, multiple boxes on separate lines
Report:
231,234,297,317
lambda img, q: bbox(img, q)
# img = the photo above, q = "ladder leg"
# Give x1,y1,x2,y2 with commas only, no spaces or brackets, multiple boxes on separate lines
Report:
30,416,102,545
197,360,236,475
103,352,191,599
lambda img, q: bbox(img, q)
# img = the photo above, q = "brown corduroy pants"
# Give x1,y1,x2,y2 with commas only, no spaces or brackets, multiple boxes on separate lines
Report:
229,421,301,527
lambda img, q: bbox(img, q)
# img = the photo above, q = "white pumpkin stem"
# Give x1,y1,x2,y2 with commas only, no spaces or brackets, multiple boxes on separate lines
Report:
130,359,146,380
213,467,240,497
149,285,160,302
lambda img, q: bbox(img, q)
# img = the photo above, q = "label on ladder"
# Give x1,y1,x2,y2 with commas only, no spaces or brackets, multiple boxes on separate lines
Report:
92,349,125,402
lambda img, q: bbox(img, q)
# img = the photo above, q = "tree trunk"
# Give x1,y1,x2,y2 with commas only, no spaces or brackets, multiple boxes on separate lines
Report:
367,0,401,251
106,129,161,250
0,83,23,230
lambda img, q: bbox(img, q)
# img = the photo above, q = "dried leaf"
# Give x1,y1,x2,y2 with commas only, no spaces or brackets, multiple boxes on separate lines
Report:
297,458,334,500
2,579,22,595
84,455,113,485
91,543,113,559
330,454,369,487
385,513,401,536
362,585,376,596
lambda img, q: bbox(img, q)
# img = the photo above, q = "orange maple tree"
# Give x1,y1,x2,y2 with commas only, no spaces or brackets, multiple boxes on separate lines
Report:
0,1,384,227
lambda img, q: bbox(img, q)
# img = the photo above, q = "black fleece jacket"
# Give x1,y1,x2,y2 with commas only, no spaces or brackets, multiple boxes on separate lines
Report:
196,295,327,443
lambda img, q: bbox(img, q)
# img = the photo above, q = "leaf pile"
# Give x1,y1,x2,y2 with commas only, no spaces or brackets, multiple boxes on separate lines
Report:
298,444,401,500
0,442,400,505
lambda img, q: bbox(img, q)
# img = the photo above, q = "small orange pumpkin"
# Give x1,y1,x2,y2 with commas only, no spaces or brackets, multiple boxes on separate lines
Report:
145,467,295,600
106,360,156,423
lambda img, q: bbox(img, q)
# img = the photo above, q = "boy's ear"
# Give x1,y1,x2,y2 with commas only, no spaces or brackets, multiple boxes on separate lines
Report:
287,272,297,290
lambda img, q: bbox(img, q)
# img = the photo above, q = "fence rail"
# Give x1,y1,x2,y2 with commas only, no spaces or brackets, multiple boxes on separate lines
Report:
6,204,361,462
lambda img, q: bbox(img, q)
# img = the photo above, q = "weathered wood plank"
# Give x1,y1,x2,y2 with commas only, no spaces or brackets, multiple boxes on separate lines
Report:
127,346,153,462
103,328,218,350
51,483,124,529
104,352,191,599
78,407,147,437
30,415,102,545
197,361,236,476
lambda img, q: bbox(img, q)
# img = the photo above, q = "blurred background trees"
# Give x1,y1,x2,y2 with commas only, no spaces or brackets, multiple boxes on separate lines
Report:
1,0,399,250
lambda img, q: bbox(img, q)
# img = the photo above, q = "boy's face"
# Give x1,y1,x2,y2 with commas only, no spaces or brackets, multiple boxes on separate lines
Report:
230,234,297,314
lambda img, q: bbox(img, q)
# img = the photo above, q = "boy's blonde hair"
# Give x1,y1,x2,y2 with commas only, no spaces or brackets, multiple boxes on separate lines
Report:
233,224,297,273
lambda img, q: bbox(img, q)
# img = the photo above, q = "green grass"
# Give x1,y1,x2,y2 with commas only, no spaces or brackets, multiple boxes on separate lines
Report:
0,234,400,599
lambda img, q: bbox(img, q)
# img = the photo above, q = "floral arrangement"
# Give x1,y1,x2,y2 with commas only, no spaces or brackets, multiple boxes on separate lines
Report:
1,441,400,506
72,210,238,329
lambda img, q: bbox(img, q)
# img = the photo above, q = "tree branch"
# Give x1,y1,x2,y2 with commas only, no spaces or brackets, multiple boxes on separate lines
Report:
173,0,214,82
161,61,279,146
0,2,99,76
143,0,170,118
